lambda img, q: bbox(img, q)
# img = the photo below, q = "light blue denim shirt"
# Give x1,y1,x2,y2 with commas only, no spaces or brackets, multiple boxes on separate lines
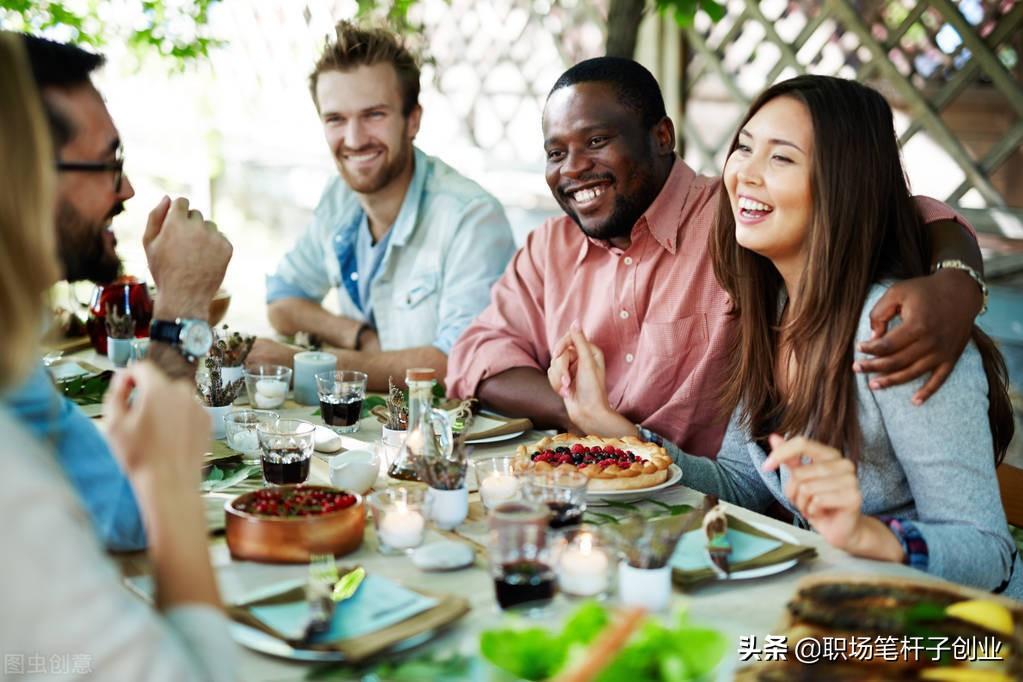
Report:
266,147,515,354
3,362,145,551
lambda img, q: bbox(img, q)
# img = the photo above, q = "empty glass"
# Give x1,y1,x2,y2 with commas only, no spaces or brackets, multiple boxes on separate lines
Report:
256,418,315,486
315,370,368,434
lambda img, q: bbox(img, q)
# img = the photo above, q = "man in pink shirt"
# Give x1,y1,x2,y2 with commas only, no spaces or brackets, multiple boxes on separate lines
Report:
446,58,986,457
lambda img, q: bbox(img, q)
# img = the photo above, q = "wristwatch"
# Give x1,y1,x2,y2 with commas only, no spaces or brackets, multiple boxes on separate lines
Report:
934,259,989,316
149,318,214,362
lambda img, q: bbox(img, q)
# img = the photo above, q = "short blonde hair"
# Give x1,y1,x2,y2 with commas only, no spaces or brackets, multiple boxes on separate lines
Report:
309,21,420,116
0,32,60,388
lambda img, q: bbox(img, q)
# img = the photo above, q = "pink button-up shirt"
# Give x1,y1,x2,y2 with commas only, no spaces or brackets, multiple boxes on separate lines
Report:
447,158,973,457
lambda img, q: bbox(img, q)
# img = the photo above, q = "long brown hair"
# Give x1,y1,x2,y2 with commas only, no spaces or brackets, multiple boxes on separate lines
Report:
0,32,60,389
709,75,1013,463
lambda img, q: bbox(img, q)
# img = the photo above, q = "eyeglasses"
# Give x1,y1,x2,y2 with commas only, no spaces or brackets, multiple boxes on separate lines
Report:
56,145,125,192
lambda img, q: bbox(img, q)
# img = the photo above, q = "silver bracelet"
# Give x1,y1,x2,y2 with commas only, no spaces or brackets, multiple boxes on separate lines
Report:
934,259,988,316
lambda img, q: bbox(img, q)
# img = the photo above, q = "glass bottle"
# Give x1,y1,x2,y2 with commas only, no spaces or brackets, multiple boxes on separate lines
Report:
387,368,437,481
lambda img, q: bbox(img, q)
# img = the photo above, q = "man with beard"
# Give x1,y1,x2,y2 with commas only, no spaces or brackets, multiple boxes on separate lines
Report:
4,34,232,551
249,21,514,390
446,57,988,458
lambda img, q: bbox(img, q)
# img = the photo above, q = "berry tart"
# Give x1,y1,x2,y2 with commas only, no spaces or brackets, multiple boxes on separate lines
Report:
225,485,365,563
515,434,673,492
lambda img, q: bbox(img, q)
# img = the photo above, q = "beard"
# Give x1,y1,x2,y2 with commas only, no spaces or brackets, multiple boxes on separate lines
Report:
557,172,661,243
56,199,123,283
337,128,413,195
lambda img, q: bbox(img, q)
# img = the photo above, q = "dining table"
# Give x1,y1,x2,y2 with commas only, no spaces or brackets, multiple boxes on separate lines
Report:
58,348,944,681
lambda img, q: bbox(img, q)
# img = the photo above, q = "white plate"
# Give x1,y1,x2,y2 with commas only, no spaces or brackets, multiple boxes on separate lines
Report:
716,519,800,581
586,464,683,500
466,429,526,445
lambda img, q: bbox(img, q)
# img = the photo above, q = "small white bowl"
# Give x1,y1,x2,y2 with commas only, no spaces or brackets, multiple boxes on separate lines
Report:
329,449,380,495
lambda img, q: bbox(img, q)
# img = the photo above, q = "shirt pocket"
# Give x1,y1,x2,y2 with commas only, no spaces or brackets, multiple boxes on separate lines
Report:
399,272,440,309
639,314,708,359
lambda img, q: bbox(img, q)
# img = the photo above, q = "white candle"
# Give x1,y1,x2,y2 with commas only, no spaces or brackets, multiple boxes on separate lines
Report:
228,430,259,453
558,534,609,596
256,379,288,400
480,473,519,508
378,506,425,549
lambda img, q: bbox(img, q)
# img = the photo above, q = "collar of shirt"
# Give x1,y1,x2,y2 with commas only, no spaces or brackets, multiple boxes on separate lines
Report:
331,146,431,252
579,156,698,262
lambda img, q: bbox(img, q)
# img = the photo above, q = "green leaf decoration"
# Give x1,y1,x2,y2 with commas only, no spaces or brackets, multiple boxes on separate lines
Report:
331,567,366,603
361,395,387,418
200,464,262,492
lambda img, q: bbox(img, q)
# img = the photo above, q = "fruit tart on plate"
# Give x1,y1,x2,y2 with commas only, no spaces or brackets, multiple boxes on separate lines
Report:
515,434,673,492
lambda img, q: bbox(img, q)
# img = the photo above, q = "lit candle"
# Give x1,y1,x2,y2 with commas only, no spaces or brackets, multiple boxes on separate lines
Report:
558,534,609,596
480,473,519,509
378,505,425,550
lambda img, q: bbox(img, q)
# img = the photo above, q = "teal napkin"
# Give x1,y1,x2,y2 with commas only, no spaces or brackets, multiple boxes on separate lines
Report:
249,574,438,643
671,527,783,571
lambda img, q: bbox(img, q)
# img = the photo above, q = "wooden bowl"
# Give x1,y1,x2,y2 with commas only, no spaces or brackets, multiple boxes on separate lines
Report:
208,289,231,326
225,485,365,563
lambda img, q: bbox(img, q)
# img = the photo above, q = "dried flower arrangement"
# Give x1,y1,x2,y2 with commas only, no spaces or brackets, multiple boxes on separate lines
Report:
385,376,408,430
104,304,135,339
610,511,697,569
196,356,246,407
209,325,255,368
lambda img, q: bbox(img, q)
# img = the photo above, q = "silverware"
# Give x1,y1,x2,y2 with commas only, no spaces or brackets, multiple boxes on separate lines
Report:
301,555,339,643
702,496,731,579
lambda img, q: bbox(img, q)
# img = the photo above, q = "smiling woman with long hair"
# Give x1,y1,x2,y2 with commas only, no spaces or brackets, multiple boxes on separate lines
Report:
556,75,1021,599
0,31,235,678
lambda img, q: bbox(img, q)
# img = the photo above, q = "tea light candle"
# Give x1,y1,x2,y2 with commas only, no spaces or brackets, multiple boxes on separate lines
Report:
293,351,337,405
378,505,425,550
480,473,519,508
256,379,288,400
228,430,259,453
558,534,609,596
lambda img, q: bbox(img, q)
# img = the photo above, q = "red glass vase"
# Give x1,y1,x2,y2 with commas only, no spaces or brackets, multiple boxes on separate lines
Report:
86,276,154,355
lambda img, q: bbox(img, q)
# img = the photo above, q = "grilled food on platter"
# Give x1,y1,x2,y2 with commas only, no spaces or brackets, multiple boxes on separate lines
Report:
736,575,1022,681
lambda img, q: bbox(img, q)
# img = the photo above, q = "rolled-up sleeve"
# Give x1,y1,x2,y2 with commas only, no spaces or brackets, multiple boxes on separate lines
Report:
914,195,977,239
432,197,516,355
445,224,554,398
266,221,333,304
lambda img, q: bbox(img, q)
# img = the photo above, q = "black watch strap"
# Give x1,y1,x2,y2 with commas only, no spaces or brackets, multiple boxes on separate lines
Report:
149,319,183,346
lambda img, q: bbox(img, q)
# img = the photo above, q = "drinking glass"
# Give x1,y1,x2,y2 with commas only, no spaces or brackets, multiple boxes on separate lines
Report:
225,410,279,464
487,501,556,611
367,486,429,555
315,370,368,434
521,469,588,529
245,364,292,410
256,419,315,486
129,338,149,364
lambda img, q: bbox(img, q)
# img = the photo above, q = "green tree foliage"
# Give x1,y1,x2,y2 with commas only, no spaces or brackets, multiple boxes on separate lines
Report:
0,0,222,65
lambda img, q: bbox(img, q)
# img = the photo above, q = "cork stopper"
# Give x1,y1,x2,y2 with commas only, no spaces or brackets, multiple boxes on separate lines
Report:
405,367,436,382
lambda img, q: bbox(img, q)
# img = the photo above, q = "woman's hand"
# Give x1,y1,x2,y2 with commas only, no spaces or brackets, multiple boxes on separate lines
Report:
761,435,906,563
762,435,866,549
549,326,636,438
103,362,210,490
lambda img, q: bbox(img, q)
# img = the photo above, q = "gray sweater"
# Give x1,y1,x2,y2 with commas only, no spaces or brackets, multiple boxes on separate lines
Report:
650,283,1022,599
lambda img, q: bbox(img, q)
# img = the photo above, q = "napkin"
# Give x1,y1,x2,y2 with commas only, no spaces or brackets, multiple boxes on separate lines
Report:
671,515,816,586
228,571,470,661
249,574,437,641
462,413,532,441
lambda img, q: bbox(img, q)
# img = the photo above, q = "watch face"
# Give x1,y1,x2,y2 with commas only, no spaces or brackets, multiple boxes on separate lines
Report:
181,321,213,356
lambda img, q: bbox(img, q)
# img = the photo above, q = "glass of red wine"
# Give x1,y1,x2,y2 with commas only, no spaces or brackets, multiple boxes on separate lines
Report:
521,469,588,529
487,501,556,612
315,370,368,434
256,419,315,486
